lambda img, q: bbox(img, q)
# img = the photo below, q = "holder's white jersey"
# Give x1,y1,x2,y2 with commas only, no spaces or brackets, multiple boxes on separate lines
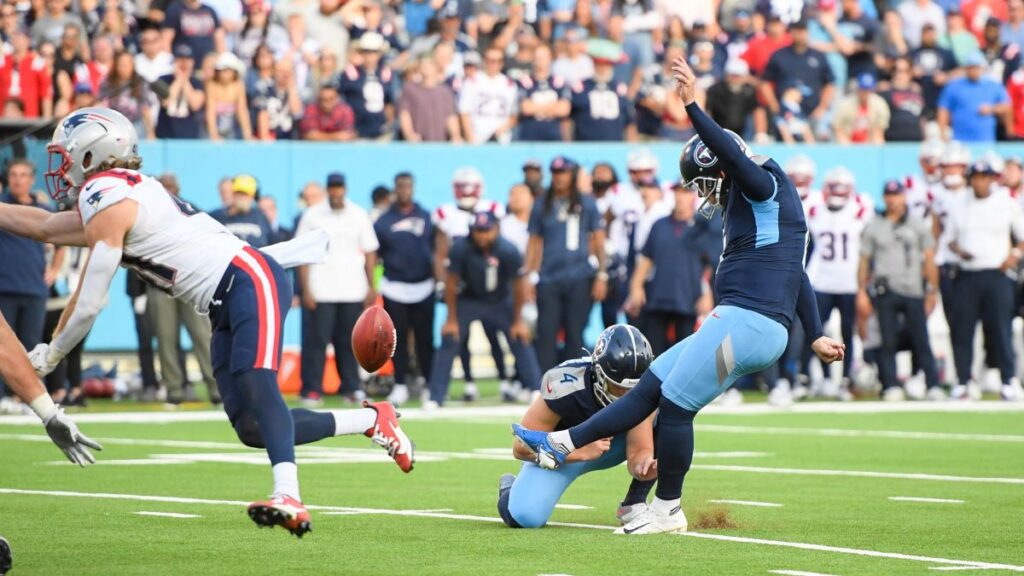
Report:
78,169,246,312
432,199,506,241
805,196,872,295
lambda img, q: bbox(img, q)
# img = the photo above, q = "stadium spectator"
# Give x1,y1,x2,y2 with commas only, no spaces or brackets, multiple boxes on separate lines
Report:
459,46,517,143
247,43,275,98
552,27,594,84
937,51,1009,142
833,73,891,144
615,0,660,79
52,25,86,116
257,58,303,140
237,0,288,64
284,13,320,100
0,30,53,118
524,156,607,371
858,180,943,401
981,17,1021,82
162,0,226,67
876,9,911,65
0,4,18,47
522,159,544,197
762,18,835,136
947,160,1024,401
206,51,252,140
375,172,436,406
30,0,87,49
338,32,396,139
149,173,220,406
297,172,379,405
774,85,816,143
911,23,958,118
259,195,292,245
705,58,765,139
964,0,1008,40
99,51,158,140
741,13,790,77
625,181,714,356
398,57,462,142
724,9,755,59
1003,155,1024,196
310,48,341,94
84,35,114,89
136,27,174,83
516,44,570,142
341,0,403,53
1003,0,1024,47
820,0,880,79
899,0,947,48
300,82,356,141
945,10,982,65
636,43,690,140
408,2,476,64
880,57,926,141
369,184,393,222
210,174,274,247
569,41,636,141
95,3,137,53
156,45,206,140
501,183,533,255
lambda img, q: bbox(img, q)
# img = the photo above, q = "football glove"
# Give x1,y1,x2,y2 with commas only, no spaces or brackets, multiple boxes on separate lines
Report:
43,408,102,466
27,343,62,377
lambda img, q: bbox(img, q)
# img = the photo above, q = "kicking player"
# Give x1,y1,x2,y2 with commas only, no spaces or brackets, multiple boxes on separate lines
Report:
0,108,415,538
513,57,845,535
498,324,656,529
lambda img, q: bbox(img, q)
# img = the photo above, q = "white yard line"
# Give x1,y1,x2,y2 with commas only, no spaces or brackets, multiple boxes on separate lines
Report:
134,511,202,519
1,487,1022,572
554,504,593,510
709,499,784,508
888,497,965,504
698,425,1024,444
930,566,1007,571
693,465,1024,485
769,570,839,576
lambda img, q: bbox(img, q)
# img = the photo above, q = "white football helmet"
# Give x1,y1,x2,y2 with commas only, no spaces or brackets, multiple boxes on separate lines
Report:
822,166,855,209
784,154,816,194
627,148,659,173
941,141,972,167
453,166,484,210
919,139,945,183
45,107,139,202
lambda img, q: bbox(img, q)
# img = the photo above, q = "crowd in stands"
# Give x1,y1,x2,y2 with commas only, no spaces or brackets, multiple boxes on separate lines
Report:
3,0,1024,143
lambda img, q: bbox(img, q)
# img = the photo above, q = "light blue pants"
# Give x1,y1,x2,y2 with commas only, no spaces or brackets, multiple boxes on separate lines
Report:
652,305,789,411
507,433,627,528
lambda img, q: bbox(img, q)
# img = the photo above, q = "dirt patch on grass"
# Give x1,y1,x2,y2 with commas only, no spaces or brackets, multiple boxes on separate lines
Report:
692,505,740,530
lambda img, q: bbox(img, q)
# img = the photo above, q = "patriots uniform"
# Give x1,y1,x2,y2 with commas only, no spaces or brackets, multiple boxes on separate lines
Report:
517,73,568,141
337,63,394,138
433,200,506,242
805,196,872,295
932,187,965,266
569,78,634,141
904,174,939,222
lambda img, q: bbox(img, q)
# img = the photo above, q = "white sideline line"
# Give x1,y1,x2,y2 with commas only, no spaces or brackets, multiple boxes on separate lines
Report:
930,566,1007,571
554,504,593,510
770,570,839,576
693,465,1024,485
888,497,965,504
135,511,201,519
709,499,784,508
1,487,1022,572
699,425,1024,444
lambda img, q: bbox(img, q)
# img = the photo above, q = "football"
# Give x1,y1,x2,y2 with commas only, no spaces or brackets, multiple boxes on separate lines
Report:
352,305,397,373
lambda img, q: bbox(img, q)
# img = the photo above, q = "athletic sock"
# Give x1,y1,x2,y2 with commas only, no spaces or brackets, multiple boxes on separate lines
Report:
291,409,336,445
241,369,296,465
654,396,697,502
548,430,576,454
621,478,656,507
651,496,680,515
272,462,300,501
331,408,378,436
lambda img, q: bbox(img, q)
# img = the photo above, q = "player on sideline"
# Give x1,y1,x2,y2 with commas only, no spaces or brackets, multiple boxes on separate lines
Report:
499,324,657,529
513,57,845,535
0,108,415,538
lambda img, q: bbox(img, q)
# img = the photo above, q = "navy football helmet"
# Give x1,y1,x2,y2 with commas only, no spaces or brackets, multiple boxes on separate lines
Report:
591,324,654,406
679,129,748,218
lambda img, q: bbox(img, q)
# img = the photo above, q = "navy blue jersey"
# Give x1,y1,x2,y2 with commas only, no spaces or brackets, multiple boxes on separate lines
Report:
635,69,666,137
528,193,601,283
156,74,204,140
449,236,522,303
0,194,49,298
374,203,434,283
517,74,567,141
763,45,835,115
209,207,274,249
641,215,713,315
540,358,602,430
568,79,634,141
337,63,395,138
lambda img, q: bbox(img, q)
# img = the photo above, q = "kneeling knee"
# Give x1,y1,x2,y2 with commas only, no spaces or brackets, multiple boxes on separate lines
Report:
233,415,265,449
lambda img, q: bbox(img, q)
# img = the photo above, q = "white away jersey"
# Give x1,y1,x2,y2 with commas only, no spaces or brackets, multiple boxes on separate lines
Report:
805,196,872,294
931,186,965,266
432,199,506,241
904,174,939,222
457,73,518,143
78,169,246,311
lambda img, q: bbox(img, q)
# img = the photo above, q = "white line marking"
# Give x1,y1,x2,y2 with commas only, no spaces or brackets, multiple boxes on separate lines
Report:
1,488,1022,572
321,508,453,516
888,497,965,504
930,566,1007,571
693,465,1024,485
554,504,593,510
134,511,202,519
699,424,1024,443
770,570,839,576
709,499,784,508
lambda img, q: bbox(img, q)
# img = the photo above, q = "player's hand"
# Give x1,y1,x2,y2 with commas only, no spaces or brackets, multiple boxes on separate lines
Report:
592,277,608,302
509,319,531,343
631,455,658,481
696,292,714,317
670,56,697,105
441,319,459,340
572,437,611,462
624,289,645,317
28,343,62,377
302,293,317,311
43,409,102,467
811,336,845,364
924,292,937,316
856,289,873,317
364,289,377,309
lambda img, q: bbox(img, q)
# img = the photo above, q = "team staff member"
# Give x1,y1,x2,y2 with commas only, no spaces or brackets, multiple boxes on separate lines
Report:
947,161,1024,402
375,172,436,406
210,174,274,248
427,212,541,407
858,180,943,401
625,182,715,355
524,156,608,372
297,172,379,404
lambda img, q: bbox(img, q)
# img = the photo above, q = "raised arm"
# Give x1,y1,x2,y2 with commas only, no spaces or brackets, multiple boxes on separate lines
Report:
0,204,87,246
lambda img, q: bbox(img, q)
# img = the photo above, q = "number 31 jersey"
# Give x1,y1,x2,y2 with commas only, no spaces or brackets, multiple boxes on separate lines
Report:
805,196,873,295
78,169,246,312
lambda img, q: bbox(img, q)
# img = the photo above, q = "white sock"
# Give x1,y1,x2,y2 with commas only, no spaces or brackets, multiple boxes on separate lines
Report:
548,430,576,454
331,408,377,436
652,497,680,515
272,462,300,501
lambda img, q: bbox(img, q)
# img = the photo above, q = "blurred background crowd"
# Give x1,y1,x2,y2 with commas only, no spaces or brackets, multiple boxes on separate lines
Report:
3,0,1024,143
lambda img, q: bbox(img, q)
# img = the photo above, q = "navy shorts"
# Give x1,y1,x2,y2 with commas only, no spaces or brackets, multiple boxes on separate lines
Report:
209,246,292,376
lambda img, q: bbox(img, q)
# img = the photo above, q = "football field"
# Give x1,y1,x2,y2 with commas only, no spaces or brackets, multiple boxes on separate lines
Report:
1,397,1023,576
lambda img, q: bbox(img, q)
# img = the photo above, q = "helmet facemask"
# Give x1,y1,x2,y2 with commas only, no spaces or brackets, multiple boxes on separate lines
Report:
592,360,639,407
688,172,726,219
454,182,481,210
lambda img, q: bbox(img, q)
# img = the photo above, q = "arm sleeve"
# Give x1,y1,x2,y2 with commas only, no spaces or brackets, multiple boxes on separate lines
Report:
685,102,776,201
50,241,121,357
527,203,544,235
796,272,824,342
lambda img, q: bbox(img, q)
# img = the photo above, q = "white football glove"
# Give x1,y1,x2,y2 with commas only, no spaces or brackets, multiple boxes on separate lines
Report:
43,408,103,466
27,343,62,377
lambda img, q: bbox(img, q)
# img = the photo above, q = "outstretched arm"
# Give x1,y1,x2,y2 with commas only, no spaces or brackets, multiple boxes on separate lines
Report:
671,56,776,201
0,204,87,246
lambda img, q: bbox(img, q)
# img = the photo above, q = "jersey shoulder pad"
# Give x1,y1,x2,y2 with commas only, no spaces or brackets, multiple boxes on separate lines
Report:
78,171,140,224
541,360,590,401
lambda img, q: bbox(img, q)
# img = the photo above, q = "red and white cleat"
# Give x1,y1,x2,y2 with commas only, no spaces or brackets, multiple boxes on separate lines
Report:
248,495,312,538
363,400,415,473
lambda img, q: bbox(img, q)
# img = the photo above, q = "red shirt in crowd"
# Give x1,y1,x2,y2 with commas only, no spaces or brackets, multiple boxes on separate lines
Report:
299,101,355,138
0,52,52,117
742,32,791,77
1007,69,1024,138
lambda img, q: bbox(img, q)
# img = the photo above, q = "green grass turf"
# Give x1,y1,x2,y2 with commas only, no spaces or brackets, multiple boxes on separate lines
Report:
1,401,1023,575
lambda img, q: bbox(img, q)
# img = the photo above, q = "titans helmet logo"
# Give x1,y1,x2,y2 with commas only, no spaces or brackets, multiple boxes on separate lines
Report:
694,142,718,169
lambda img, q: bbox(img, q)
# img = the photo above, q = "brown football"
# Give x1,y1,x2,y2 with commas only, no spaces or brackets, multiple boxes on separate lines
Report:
352,305,396,373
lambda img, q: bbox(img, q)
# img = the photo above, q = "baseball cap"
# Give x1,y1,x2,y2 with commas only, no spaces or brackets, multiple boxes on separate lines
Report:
882,179,905,195
173,44,193,59
470,211,498,230
232,174,258,196
326,172,346,187
357,32,388,52
549,156,578,172
964,50,986,67
725,59,749,76
439,0,460,18
522,159,542,170
857,73,876,90
586,38,628,65
790,17,809,29
463,51,482,67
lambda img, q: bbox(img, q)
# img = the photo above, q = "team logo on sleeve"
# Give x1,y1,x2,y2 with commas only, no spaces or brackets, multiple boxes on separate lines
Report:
694,143,718,168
